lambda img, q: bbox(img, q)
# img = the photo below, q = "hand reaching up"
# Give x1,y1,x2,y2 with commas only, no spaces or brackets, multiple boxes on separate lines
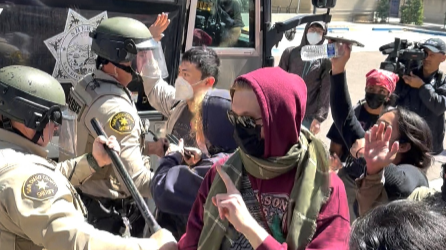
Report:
364,122,399,175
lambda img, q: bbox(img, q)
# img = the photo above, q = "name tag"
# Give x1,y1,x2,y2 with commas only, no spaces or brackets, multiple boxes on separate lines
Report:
67,88,86,120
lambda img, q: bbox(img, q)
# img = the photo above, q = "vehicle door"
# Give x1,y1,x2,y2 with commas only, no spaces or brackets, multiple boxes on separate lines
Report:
0,0,187,159
184,0,262,89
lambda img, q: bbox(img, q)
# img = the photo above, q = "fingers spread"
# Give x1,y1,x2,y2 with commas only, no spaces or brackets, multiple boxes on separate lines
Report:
390,141,400,156
384,125,393,142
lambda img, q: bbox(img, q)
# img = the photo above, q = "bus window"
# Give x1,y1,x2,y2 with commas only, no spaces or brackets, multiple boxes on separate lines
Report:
192,0,253,48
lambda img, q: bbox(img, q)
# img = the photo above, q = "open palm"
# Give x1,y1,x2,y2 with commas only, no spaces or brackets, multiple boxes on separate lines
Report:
364,122,399,175
149,13,170,42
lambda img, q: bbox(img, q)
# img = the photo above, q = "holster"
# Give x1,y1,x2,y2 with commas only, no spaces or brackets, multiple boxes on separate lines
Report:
76,188,145,237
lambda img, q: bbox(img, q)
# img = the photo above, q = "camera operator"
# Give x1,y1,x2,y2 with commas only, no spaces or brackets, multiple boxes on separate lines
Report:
396,38,446,155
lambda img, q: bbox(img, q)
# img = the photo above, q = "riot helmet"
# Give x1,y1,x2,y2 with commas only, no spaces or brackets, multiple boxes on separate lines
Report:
90,17,168,81
0,65,65,144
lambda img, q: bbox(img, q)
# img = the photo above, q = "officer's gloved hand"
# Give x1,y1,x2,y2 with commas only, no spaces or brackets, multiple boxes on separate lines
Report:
149,228,178,250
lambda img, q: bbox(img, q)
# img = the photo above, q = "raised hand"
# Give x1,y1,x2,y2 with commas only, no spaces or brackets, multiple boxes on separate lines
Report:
211,165,256,233
364,122,399,175
330,41,352,75
149,13,170,42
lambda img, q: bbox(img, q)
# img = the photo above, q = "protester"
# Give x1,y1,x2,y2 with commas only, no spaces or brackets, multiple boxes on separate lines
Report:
327,68,398,222
144,47,220,147
151,89,237,240
279,21,331,134
178,67,350,250
395,38,446,155
329,43,432,217
349,200,446,250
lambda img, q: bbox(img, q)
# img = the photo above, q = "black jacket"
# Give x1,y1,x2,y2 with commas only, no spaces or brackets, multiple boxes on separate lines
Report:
395,67,446,154
329,71,429,199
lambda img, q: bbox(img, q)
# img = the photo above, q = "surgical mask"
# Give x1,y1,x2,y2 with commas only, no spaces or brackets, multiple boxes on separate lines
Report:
233,124,264,157
174,77,203,101
365,92,387,109
306,32,323,45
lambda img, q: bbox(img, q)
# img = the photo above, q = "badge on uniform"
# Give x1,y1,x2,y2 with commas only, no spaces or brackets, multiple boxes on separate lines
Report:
109,112,136,134
22,174,58,201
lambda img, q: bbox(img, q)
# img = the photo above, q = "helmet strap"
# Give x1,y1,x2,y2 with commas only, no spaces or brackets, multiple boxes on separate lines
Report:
1,116,44,143
110,61,142,85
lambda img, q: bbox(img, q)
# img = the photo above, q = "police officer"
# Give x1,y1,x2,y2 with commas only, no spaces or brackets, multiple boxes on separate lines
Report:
0,65,177,250
61,16,169,236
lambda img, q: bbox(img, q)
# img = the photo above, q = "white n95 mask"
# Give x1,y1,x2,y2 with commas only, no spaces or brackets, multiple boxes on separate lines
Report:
307,32,323,45
174,77,194,100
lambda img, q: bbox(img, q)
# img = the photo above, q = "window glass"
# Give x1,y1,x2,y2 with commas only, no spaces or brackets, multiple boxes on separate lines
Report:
0,3,182,111
193,0,254,48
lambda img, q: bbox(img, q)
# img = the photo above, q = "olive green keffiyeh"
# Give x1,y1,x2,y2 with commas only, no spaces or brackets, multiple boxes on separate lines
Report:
197,129,331,250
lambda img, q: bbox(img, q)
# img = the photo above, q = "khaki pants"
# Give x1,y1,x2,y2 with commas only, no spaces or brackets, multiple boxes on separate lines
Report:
337,168,358,224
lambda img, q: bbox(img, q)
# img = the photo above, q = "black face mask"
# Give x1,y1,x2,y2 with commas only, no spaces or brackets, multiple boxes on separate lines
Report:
365,92,387,109
233,124,265,157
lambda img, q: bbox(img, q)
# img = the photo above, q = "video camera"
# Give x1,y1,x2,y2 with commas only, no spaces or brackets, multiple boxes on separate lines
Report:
379,37,426,76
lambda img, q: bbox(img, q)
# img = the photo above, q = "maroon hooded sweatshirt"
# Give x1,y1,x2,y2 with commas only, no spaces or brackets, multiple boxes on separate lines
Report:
178,67,350,250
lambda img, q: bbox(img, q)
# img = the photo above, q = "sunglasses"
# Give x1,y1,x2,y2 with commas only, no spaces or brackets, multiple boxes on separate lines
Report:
227,110,262,128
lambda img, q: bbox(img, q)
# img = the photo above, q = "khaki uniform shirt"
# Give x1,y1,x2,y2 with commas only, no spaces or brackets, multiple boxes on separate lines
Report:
0,129,159,250
62,69,152,199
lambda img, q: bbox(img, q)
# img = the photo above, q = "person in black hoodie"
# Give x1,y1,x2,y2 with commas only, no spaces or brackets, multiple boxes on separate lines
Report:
329,42,433,217
278,21,331,135
150,88,237,240
327,69,398,222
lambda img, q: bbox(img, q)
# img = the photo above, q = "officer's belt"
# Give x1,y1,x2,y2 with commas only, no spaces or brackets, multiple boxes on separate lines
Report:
76,188,135,211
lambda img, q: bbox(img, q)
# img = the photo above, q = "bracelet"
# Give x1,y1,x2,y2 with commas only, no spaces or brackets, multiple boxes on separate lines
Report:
86,153,101,172
355,147,365,158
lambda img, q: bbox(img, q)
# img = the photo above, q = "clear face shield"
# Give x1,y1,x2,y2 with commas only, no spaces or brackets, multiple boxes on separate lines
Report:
131,38,169,79
50,107,78,158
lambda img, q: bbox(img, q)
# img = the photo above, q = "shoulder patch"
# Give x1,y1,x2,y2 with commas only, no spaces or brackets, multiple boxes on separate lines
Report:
22,174,58,201
109,112,135,134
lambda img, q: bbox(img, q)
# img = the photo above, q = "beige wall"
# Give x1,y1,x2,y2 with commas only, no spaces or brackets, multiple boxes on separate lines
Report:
272,0,378,21
272,0,446,24
423,0,446,24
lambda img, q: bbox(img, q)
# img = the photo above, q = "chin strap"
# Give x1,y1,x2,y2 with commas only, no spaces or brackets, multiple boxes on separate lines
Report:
1,116,44,143
110,61,143,85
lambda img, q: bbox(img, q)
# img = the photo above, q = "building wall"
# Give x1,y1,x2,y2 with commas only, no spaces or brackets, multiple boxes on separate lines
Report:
271,0,446,24
423,0,446,24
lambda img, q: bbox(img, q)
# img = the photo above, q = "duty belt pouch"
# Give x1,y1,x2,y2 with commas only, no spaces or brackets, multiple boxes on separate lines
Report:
76,189,125,236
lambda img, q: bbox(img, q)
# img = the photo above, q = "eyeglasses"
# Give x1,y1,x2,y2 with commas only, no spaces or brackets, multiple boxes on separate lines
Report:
227,110,262,128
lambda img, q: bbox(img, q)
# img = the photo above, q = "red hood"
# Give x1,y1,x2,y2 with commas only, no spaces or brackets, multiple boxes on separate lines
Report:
234,67,307,158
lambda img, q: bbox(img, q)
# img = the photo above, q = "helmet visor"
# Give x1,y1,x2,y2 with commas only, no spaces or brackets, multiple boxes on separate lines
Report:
131,39,168,79
50,108,77,158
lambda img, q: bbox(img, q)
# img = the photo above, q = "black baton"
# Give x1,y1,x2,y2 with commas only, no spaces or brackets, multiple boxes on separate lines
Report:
90,117,161,233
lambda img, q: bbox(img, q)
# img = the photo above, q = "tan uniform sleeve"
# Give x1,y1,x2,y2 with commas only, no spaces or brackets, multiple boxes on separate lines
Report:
142,71,177,118
56,154,95,186
84,96,152,198
355,170,388,217
0,166,160,250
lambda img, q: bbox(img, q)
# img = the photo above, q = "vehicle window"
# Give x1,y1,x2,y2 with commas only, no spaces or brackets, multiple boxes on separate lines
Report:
0,2,182,111
193,0,254,48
